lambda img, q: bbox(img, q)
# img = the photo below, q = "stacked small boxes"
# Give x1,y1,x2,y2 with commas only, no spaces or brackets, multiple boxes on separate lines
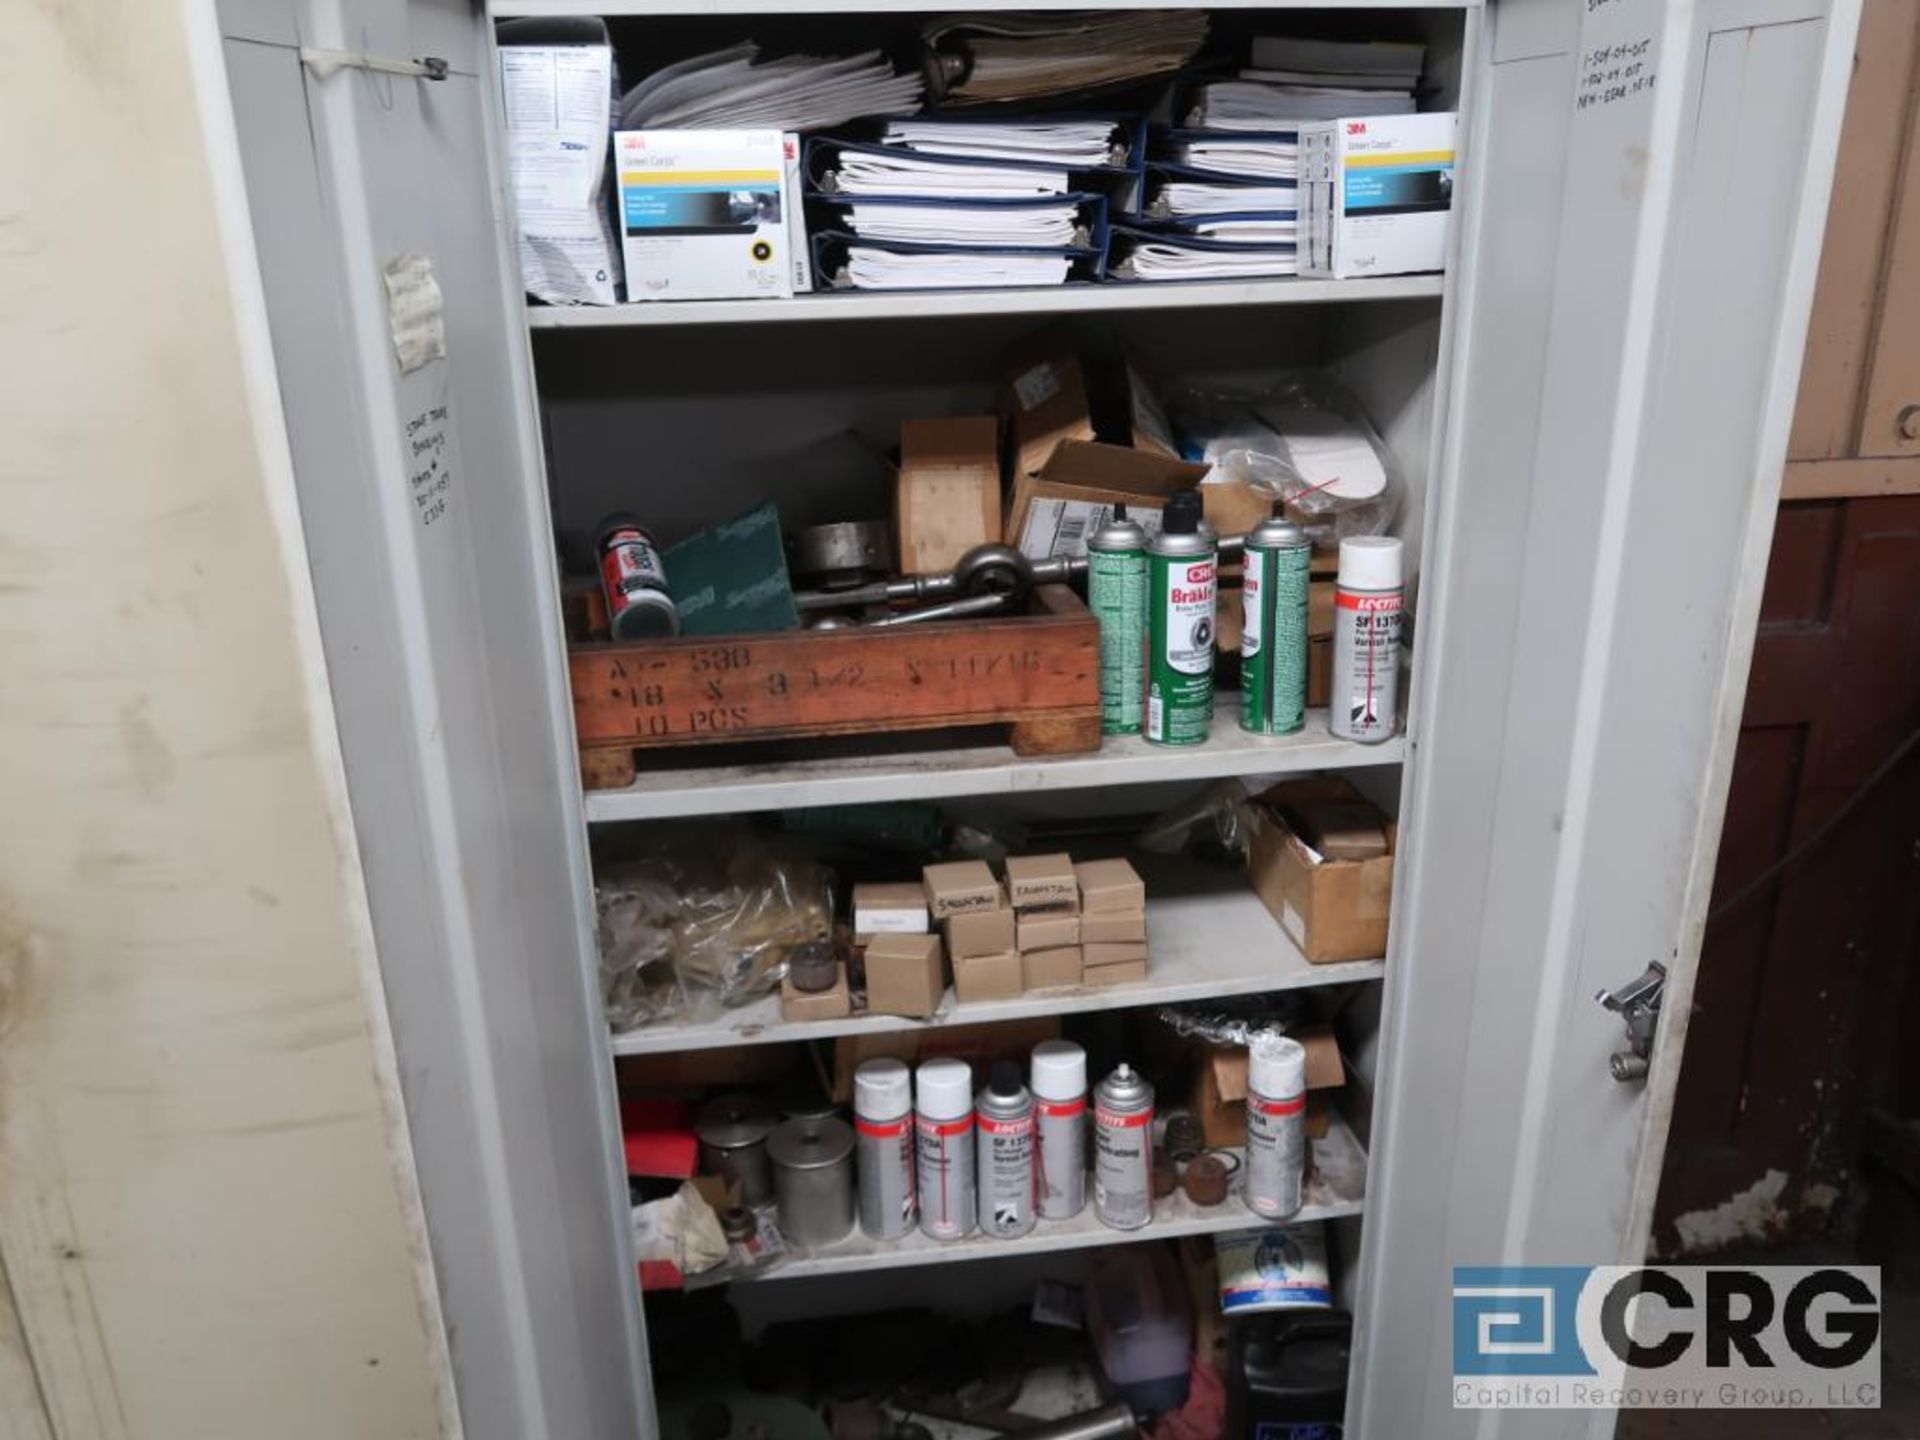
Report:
1075,858,1148,984
1008,853,1082,990
925,861,1021,1003
854,881,943,1020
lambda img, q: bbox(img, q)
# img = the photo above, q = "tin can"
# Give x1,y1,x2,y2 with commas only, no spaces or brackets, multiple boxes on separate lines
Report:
1244,1033,1307,1219
1328,536,1403,743
1240,513,1311,736
594,511,678,641
1031,1040,1088,1220
1088,507,1149,737
694,1093,776,1208
853,1059,916,1240
768,1115,856,1246
1093,1063,1155,1231
976,1062,1037,1239
1146,491,1216,747
915,1058,976,1240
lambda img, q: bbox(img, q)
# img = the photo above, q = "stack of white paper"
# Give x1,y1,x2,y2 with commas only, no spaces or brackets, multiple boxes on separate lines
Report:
1170,137,1299,179
843,202,1082,248
829,150,1068,198
1185,83,1416,130
842,248,1074,290
1185,35,1425,131
924,11,1208,105
620,43,922,132
881,118,1126,167
1190,217,1298,243
1157,181,1298,216
1116,242,1299,281
1250,37,1426,85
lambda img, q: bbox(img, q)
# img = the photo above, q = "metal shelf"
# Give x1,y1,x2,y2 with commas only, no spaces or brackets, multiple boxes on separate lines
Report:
736,1117,1366,1282
608,857,1384,1055
584,703,1403,823
527,275,1444,330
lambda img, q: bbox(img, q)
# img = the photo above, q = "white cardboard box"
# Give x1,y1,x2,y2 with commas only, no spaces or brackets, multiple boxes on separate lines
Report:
614,129,794,302
1298,113,1457,279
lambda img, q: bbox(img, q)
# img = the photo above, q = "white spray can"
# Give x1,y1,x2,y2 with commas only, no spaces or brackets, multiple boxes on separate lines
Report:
1243,1033,1308,1219
976,1062,1037,1239
1093,1063,1155,1231
915,1058,976,1240
1328,536,1404,743
854,1058,916,1240
1031,1040,1089,1220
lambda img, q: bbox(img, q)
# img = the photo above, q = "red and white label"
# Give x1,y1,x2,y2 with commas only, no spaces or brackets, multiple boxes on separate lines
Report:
1335,591,1403,613
1250,1093,1307,1118
1037,1097,1087,1119
979,1113,1034,1138
1096,1107,1153,1129
856,1116,912,1140
917,1114,974,1139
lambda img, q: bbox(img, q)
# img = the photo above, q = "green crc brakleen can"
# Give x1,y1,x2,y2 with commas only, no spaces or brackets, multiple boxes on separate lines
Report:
1146,490,1217,747
1240,509,1311,735
1088,505,1149,736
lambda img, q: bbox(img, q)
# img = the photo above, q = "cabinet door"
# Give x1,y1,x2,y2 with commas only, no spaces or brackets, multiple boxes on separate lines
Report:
216,2,647,1436
1352,0,1859,1432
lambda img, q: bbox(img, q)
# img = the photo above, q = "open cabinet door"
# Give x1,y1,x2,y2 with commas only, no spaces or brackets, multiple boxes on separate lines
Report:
1352,0,1859,1433
214,1,647,1436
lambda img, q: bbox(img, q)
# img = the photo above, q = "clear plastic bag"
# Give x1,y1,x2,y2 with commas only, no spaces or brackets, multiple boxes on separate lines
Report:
596,859,687,1030
674,844,835,1011
1171,371,1404,551
1156,994,1313,1047
1136,778,1257,858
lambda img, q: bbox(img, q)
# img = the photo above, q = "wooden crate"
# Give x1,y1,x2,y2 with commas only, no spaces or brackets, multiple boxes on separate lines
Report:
569,585,1100,790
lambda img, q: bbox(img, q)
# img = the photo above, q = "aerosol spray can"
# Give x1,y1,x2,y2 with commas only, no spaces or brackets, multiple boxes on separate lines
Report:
1088,506,1150,736
976,1062,1037,1239
1240,510,1312,736
1093,1063,1155,1231
915,1058,976,1240
1031,1039,1089,1220
1146,491,1217,747
853,1058,916,1240
593,512,679,640
1329,536,1404,743
1243,1033,1308,1219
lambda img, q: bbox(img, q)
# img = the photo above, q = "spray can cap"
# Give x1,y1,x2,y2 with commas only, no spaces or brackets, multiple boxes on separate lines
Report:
1030,1040,1087,1101
594,510,647,551
1113,503,1128,521
854,1058,912,1120
987,1060,1025,1100
1248,1031,1308,1099
915,1057,974,1121
1337,535,1404,592
1162,489,1203,536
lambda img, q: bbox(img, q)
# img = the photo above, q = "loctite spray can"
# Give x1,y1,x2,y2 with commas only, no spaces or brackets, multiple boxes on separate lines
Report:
1243,1033,1308,1219
1146,491,1217,747
915,1058,976,1240
1088,506,1150,736
593,512,679,640
1329,536,1404,743
976,1062,1037,1239
1093,1063,1155,1231
1240,511,1311,736
854,1058,916,1240
1031,1039,1088,1220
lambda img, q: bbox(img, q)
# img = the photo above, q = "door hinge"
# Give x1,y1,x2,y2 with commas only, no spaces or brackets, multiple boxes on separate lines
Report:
1595,961,1666,1083
300,46,449,82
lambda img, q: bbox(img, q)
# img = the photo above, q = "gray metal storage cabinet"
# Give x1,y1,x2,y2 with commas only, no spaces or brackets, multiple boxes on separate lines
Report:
212,0,1859,1433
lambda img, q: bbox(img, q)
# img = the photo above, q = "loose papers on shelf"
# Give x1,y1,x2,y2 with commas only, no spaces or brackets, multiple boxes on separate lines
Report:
619,43,922,132
1113,237,1299,281
842,201,1084,248
923,10,1208,105
881,118,1128,168
1156,181,1298,216
498,19,622,306
1185,83,1417,130
841,247,1075,290
1168,136,1299,180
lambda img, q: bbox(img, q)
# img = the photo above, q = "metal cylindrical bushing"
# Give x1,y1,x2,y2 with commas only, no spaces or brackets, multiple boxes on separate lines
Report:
695,1094,777,1207
769,1115,856,1247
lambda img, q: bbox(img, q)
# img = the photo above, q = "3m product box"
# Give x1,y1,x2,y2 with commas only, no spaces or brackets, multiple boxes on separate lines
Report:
614,129,794,301
1299,113,1456,279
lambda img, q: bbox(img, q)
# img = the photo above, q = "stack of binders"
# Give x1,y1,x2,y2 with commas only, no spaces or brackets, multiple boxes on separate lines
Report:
805,118,1142,291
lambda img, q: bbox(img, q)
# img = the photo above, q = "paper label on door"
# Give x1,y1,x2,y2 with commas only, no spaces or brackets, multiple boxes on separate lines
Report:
383,253,447,374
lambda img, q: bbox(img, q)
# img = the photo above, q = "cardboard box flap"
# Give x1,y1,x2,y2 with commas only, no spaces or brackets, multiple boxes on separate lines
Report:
1037,440,1207,494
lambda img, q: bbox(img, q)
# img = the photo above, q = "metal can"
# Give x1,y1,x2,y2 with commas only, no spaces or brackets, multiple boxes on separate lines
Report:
1244,1033,1308,1220
1146,491,1216,747
694,1093,776,1207
976,1062,1037,1239
1240,512,1312,736
1328,536,1404,743
853,1059,916,1240
1088,506,1150,736
594,511,678,640
1031,1040,1088,1220
768,1115,856,1246
915,1058,976,1240
1093,1063,1155,1231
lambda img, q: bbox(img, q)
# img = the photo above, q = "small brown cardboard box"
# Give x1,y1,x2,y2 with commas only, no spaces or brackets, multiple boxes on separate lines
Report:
832,1018,1060,1102
945,906,1016,960
1075,858,1147,913
1084,958,1148,986
864,932,946,1019
896,417,1002,575
1001,328,1180,482
1247,777,1395,963
954,949,1023,1003
1084,940,1148,970
1017,909,1081,952
923,860,1004,920
1023,945,1083,990
852,881,930,936
1079,910,1147,944
780,963,851,1022
1191,1026,1347,1147
1005,853,1079,910
1005,441,1208,559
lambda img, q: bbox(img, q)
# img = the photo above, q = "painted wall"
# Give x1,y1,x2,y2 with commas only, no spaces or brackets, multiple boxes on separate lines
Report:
0,3,451,1436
